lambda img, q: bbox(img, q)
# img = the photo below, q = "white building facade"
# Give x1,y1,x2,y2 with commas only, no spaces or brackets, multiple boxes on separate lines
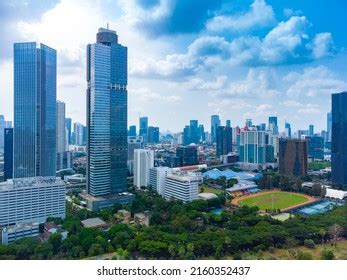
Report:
164,172,199,203
149,167,172,196
134,149,154,188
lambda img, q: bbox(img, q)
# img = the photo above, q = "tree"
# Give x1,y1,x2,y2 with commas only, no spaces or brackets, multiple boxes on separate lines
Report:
329,224,343,246
321,249,335,260
319,229,326,245
304,239,315,249
49,233,62,254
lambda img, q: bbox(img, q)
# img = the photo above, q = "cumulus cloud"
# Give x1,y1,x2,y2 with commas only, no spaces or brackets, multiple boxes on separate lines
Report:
206,0,276,33
120,0,225,37
310,32,335,59
131,16,335,78
130,87,181,103
284,66,347,98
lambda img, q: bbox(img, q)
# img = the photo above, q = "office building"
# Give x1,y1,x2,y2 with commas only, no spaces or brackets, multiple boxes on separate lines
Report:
258,123,266,131
164,171,199,203
127,136,143,175
268,116,278,135
327,112,332,142
198,124,205,142
0,115,4,150
5,121,12,128
210,115,220,143
13,42,57,178
176,145,198,166
309,125,315,138
139,116,148,141
189,120,199,144
216,126,232,157
226,120,231,127
245,119,252,128
134,149,154,188
128,125,136,137
279,139,308,176
56,101,67,170
65,118,72,145
306,135,324,160
147,126,159,144
285,122,291,138
239,130,266,164
149,166,172,196
73,122,84,146
85,27,131,208
331,92,347,186
4,128,13,180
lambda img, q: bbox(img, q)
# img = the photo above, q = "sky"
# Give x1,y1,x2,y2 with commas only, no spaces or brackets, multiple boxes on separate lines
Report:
0,0,346,133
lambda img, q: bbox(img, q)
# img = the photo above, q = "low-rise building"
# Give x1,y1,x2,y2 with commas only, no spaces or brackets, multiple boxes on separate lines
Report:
81,218,108,229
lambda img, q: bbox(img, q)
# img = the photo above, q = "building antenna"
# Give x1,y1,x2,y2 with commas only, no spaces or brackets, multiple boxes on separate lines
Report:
107,22,109,29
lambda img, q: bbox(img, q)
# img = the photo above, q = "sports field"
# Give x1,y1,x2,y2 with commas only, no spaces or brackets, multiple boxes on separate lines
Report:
234,191,312,211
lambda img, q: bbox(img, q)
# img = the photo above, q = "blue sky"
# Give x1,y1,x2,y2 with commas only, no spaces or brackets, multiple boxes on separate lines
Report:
0,0,346,133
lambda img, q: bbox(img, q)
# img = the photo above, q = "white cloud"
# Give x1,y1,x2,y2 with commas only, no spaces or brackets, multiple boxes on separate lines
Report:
284,66,347,98
130,87,181,103
310,32,335,59
207,0,275,32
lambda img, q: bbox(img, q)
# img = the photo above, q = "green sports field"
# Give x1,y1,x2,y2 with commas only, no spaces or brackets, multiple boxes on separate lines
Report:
237,191,310,210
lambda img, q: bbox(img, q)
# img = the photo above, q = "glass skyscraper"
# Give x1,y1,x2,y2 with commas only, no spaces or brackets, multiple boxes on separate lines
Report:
13,42,57,178
211,115,220,143
87,28,128,197
331,92,347,187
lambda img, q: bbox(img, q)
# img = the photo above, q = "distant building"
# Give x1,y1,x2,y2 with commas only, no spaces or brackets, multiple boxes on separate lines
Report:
147,126,159,144
268,116,278,135
176,145,198,166
306,135,324,160
127,136,143,175
65,118,72,145
81,218,108,229
239,130,266,164
164,172,199,203
139,116,148,142
134,149,154,188
149,166,172,196
308,125,314,136
216,126,232,157
331,92,347,187
73,122,84,146
57,101,67,170
4,128,13,180
128,125,136,137
327,112,332,142
279,139,308,176
285,122,291,138
0,115,4,150
210,115,220,143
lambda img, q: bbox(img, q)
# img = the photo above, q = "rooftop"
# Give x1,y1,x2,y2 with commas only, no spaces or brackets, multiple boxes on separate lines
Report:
81,218,108,228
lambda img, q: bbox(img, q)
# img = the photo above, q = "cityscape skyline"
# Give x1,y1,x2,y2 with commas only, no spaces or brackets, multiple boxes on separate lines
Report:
1,0,347,132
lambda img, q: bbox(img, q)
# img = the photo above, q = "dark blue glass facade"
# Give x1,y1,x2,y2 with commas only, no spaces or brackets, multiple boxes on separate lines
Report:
331,92,347,187
87,28,128,196
4,128,13,180
13,42,56,178
139,117,148,141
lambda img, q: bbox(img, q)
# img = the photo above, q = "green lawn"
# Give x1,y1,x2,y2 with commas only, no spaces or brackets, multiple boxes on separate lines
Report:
237,191,309,210
199,185,224,195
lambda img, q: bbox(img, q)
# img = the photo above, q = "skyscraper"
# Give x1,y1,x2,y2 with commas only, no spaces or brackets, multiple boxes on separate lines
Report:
239,130,266,164
4,128,13,180
73,123,84,146
86,27,129,203
331,92,347,187
147,126,159,144
327,112,332,142
198,124,205,142
211,115,220,143
128,125,136,137
65,118,72,145
216,126,232,157
268,116,278,135
0,115,5,150
189,120,199,144
285,122,291,138
139,116,148,141
279,139,308,176
308,124,314,136
13,42,57,178
56,101,66,154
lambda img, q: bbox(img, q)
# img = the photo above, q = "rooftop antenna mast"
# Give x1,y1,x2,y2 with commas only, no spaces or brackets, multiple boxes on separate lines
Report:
107,22,109,29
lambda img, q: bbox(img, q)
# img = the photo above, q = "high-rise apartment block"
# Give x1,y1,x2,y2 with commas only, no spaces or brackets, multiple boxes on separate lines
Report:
134,149,154,188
